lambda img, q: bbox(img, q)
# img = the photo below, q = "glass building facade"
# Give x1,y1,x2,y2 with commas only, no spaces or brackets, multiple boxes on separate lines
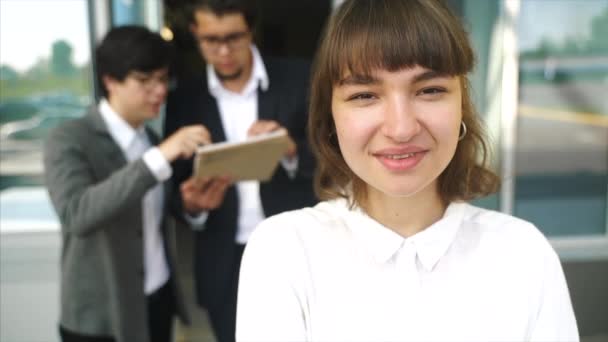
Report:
1,0,606,340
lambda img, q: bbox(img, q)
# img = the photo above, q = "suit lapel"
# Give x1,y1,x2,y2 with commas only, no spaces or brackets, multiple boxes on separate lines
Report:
202,66,276,140
258,83,277,122
200,92,227,143
87,107,128,170
258,61,278,120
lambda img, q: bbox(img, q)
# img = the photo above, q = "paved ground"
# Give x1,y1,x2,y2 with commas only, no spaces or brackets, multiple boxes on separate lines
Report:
2,229,608,342
0,230,217,342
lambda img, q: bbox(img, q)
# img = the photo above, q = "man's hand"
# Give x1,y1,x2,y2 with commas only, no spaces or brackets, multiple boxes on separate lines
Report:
159,125,211,162
247,120,296,158
180,176,232,214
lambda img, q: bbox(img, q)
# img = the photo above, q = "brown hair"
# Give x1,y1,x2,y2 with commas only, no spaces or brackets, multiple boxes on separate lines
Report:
308,0,499,206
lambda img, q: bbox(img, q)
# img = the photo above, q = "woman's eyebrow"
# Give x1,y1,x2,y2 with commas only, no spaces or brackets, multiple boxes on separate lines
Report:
338,74,379,86
412,70,449,83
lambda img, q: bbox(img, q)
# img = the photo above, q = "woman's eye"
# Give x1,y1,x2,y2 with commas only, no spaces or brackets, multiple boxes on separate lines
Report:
348,93,376,101
418,87,446,96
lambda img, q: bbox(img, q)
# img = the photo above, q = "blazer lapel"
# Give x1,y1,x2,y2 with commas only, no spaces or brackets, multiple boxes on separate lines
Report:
87,107,128,170
257,84,277,121
200,93,227,143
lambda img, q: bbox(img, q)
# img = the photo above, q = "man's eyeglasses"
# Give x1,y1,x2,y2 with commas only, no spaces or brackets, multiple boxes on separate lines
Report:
129,71,169,91
197,31,250,52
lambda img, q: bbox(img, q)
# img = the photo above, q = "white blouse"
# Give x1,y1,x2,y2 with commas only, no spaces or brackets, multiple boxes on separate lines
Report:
236,199,579,342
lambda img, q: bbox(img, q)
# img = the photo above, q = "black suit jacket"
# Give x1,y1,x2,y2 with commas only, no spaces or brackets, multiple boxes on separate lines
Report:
164,56,317,309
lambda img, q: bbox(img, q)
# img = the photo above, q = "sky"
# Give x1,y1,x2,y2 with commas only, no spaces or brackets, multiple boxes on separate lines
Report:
0,0,90,72
0,0,606,73
519,0,608,51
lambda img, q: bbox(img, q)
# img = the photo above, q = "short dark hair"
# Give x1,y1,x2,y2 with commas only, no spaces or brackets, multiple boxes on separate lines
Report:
189,0,257,31
95,25,173,98
308,0,500,207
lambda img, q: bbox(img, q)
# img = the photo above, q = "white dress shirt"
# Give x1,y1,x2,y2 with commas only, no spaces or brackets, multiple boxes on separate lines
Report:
206,45,297,244
237,199,579,342
99,99,171,295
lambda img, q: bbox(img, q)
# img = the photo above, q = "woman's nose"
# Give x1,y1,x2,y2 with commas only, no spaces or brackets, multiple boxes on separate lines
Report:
381,97,421,142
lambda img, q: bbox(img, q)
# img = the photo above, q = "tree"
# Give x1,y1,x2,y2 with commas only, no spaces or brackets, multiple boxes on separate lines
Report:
25,57,49,78
0,64,19,81
588,6,608,53
50,40,76,76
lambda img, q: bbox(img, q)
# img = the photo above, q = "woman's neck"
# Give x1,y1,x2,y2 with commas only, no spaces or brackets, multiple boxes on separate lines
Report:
363,186,446,238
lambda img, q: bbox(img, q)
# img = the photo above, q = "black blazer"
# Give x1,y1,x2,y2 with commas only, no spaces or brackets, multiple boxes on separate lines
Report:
164,56,317,310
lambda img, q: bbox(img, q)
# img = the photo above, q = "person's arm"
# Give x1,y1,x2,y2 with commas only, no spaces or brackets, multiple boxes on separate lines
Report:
529,246,579,342
44,125,159,237
45,121,210,237
282,59,316,180
165,80,233,222
163,100,230,227
247,122,300,179
178,176,231,230
164,83,194,220
236,219,308,341
252,58,315,182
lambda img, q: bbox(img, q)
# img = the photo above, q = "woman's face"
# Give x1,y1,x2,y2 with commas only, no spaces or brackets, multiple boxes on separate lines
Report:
331,65,462,200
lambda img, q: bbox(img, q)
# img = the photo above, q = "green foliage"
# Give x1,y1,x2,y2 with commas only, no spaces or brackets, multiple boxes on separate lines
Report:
51,40,77,76
0,65,19,81
0,39,91,102
0,73,90,101
589,7,608,53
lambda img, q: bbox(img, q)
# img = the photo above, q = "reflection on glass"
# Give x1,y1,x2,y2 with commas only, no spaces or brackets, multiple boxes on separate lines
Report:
0,0,91,190
516,0,608,236
0,2,92,340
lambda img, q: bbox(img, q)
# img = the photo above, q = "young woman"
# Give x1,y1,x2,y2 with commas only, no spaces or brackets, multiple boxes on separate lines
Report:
236,0,579,341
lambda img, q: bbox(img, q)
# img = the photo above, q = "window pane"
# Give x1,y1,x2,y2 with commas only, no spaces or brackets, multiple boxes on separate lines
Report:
0,0,91,232
0,0,91,191
0,1,91,339
516,0,608,236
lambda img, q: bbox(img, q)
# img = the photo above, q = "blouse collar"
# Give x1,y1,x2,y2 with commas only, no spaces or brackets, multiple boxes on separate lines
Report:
336,199,467,271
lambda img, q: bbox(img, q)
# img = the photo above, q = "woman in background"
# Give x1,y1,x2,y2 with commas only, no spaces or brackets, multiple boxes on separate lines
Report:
236,0,578,341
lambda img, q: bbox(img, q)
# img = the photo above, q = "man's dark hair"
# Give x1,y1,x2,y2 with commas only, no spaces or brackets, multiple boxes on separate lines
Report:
95,25,173,98
189,0,257,31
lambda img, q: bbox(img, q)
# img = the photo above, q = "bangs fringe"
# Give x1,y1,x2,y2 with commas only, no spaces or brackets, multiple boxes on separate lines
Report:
327,0,474,83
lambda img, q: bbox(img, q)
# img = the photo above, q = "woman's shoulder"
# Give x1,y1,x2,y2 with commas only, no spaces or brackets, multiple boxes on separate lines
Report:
459,203,555,255
462,203,535,230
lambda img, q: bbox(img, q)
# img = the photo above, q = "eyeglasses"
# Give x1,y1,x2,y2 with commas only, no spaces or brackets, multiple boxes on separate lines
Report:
129,71,169,91
197,31,250,52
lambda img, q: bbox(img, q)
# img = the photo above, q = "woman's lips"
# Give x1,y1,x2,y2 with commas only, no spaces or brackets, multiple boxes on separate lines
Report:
372,147,427,172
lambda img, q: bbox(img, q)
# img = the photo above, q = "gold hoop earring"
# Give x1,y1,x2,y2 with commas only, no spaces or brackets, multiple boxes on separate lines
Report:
458,122,467,141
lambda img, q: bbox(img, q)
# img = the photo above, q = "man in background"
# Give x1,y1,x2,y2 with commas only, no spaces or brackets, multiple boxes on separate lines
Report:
44,26,213,342
164,0,317,341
